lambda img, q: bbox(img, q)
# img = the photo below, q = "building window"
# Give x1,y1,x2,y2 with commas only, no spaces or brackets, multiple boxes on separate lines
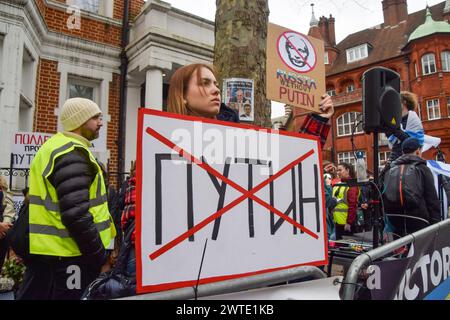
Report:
442,51,450,72
346,44,369,63
338,151,366,167
21,47,35,102
427,99,441,120
346,84,355,93
326,88,336,97
68,0,99,13
19,97,33,131
447,98,450,118
19,47,36,132
379,133,389,146
324,52,329,65
67,0,111,15
337,112,363,137
379,151,391,171
422,53,436,75
0,35,4,90
68,79,96,100
414,62,418,77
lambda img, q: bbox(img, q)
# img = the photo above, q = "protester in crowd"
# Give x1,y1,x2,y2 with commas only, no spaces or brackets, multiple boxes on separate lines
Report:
324,161,340,186
382,137,440,238
16,97,116,300
332,163,359,240
120,161,136,277
324,173,336,240
384,91,424,165
111,63,335,293
167,63,239,122
0,176,15,272
439,175,450,219
357,171,374,232
168,63,334,131
97,162,121,271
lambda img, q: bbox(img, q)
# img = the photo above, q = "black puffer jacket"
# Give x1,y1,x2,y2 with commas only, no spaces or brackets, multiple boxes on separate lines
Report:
49,148,107,270
384,154,441,224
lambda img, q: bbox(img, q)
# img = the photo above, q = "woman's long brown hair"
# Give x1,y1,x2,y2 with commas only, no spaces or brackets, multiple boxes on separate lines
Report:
167,63,216,115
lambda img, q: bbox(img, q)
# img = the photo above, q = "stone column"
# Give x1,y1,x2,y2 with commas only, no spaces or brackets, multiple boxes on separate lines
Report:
145,68,163,110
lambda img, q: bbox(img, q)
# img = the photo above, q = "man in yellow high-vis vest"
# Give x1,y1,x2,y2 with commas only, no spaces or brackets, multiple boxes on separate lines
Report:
17,98,115,300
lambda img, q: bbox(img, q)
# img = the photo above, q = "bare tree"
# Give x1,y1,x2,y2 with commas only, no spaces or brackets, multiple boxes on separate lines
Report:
214,0,271,128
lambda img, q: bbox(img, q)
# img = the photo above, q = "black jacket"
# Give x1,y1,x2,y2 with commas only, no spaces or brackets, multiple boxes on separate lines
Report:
48,148,107,270
384,154,441,225
217,103,239,123
386,113,410,162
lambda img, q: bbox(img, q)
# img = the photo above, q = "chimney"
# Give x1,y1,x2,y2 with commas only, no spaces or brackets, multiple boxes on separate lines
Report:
318,17,329,44
382,0,408,26
318,15,336,47
328,15,336,46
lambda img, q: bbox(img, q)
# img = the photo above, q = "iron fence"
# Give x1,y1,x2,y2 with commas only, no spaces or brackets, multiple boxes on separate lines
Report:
0,167,30,191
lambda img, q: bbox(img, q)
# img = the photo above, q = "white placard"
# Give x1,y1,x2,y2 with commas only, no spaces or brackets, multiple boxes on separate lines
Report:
136,109,327,294
11,132,53,169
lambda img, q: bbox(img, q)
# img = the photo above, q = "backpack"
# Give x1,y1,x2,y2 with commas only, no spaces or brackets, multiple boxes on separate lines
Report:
6,200,31,261
383,162,423,210
82,219,136,300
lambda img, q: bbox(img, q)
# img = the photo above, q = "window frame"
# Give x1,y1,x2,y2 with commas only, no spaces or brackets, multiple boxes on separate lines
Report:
378,151,391,171
426,99,441,120
447,98,450,118
379,133,389,146
0,35,4,90
346,83,355,93
422,53,437,75
338,150,366,167
336,112,363,137
67,0,108,16
346,44,369,63
67,76,100,102
442,51,450,72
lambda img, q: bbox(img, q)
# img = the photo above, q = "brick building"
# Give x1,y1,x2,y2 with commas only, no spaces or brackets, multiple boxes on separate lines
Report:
0,0,214,189
291,0,450,172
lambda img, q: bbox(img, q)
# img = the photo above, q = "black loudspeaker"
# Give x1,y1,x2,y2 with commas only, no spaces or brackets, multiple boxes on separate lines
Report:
362,67,402,133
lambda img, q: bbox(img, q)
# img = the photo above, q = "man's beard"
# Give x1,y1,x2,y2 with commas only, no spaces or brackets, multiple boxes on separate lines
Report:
82,128,99,141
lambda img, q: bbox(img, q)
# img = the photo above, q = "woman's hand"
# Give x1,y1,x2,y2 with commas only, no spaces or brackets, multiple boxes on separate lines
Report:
0,222,12,239
318,94,334,119
344,224,352,233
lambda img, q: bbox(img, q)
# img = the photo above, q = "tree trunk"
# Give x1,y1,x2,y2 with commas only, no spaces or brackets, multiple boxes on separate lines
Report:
214,0,271,128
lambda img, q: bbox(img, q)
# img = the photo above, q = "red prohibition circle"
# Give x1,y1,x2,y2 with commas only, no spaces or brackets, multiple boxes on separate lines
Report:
276,31,317,74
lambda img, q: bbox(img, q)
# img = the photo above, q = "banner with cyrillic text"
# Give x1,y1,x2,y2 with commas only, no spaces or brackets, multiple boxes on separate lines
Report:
136,109,328,294
11,132,53,169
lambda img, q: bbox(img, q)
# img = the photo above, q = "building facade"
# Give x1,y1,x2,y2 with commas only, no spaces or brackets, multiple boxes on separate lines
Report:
0,0,214,189
292,0,450,172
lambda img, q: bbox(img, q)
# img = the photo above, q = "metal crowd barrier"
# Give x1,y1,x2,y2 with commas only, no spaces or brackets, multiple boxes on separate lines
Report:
119,266,326,300
341,218,450,300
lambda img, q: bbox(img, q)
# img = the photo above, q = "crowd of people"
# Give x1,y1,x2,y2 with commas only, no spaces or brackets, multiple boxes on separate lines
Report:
0,63,446,300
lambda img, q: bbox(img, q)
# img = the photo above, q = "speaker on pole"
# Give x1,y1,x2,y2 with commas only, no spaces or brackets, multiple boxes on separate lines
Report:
361,66,403,249
362,67,402,133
